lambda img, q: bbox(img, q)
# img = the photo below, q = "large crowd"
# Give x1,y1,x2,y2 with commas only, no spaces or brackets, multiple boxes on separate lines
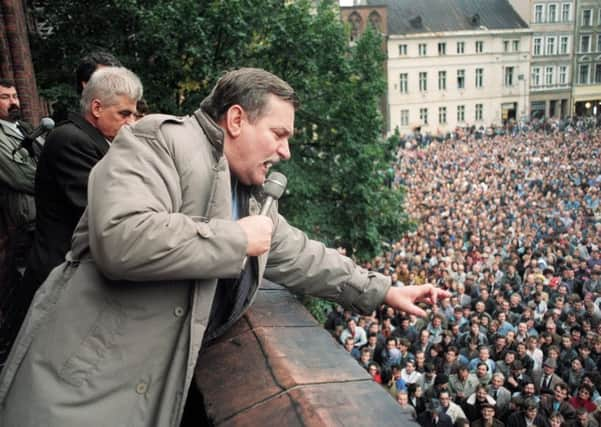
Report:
326,123,601,427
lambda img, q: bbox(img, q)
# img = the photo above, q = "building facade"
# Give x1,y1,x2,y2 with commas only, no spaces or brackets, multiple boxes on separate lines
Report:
344,0,532,135
573,0,601,116
510,0,575,119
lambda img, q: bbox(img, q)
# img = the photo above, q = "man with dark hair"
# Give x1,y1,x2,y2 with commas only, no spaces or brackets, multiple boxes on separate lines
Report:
0,79,38,366
540,382,576,424
506,398,549,427
0,68,448,426
75,51,122,95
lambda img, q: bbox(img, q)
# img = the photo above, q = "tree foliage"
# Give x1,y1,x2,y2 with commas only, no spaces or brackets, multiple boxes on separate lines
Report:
28,0,411,261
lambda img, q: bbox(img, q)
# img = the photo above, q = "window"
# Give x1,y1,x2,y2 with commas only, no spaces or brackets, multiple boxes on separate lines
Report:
400,73,408,93
532,67,541,87
581,35,591,53
534,38,542,55
560,36,569,54
596,64,601,83
548,4,557,22
598,34,601,52
399,44,408,56
438,42,447,55
420,108,428,125
457,69,465,89
503,40,510,52
457,41,465,54
513,40,520,52
438,106,447,124
475,68,484,88
559,65,568,84
475,40,483,53
582,9,593,26
579,64,590,84
545,66,554,85
504,66,514,86
546,36,556,55
438,71,447,90
400,109,409,126
457,105,465,122
419,43,427,56
534,4,544,23
561,3,571,21
419,72,428,91
475,104,483,121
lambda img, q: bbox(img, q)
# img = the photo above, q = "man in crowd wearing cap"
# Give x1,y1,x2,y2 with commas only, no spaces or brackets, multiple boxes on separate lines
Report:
533,358,562,397
506,398,549,427
471,402,505,427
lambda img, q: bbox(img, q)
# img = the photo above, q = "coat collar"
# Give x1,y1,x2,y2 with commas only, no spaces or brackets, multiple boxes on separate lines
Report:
193,108,224,159
68,112,110,155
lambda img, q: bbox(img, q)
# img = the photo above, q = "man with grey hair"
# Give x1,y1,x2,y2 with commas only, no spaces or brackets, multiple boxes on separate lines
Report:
13,66,142,343
0,67,446,426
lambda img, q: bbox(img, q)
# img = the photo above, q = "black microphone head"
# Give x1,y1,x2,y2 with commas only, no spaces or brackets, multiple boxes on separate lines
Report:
263,171,287,200
40,117,55,131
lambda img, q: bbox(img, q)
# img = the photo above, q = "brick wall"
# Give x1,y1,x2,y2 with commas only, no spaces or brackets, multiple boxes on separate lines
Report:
0,0,44,125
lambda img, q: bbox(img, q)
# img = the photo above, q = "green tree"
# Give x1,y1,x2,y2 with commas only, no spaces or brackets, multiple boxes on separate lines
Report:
28,0,410,261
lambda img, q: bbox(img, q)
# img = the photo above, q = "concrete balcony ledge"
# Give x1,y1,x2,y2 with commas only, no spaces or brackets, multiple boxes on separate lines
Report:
194,281,418,427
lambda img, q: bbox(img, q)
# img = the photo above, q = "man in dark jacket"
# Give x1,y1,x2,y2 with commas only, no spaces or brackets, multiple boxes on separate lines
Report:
506,398,550,427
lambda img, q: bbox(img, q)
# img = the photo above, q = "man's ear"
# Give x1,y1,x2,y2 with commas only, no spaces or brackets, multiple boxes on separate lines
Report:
223,104,245,138
90,99,103,119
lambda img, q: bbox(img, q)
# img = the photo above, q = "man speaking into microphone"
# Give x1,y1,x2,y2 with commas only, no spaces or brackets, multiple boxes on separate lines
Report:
0,68,448,427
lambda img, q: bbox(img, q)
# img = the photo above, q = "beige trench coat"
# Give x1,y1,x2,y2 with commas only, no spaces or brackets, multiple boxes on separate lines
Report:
0,110,390,426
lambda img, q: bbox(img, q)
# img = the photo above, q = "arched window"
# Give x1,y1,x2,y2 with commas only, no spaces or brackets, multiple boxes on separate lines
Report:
349,12,362,41
369,11,382,32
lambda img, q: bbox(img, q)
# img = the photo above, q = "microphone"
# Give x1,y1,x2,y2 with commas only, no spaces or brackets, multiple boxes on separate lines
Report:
241,171,287,270
259,171,287,216
14,117,55,159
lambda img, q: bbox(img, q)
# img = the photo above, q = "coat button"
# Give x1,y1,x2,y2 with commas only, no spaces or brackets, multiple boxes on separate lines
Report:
136,382,148,394
174,306,185,317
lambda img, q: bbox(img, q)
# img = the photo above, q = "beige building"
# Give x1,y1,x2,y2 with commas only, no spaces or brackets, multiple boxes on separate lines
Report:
573,0,601,116
344,0,532,135
510,0,575,119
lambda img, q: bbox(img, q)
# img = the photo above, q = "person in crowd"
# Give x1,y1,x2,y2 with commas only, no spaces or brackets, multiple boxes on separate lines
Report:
0,68,448,426
505,398,549,427
470,401,505,427
569,384,598,413
437,389,467,424
0,79,39,367
396,389,417,420
339,318,367,348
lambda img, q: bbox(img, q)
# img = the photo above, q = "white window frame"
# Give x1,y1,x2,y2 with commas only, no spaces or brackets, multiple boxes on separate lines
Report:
546,36,556,55
534,37,542,56
400,109,409,126
419,107,428,125
400,73,408,93
534,4,544,23
399,44,408,56
419,71,428,91
438,106,447,124
475,68,484,88
475,104,483,121
545,66,554,86
457,105,465,122
560,36,569,54
438,70,447,90
532,67,541,87
561,3,571,22
559,65,568,84
547,3,558,22
457,41,465,54
457,69,465,89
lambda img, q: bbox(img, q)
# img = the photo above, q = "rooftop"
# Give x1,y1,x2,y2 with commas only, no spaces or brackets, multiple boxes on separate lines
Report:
366,0,528,34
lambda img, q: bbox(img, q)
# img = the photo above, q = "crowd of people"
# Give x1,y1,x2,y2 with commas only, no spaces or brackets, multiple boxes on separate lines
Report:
327,124,601,427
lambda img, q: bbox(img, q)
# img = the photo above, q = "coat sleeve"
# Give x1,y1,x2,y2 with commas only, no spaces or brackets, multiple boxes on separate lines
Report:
264,211,390,314
87,120,247,282
0,133,36,194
